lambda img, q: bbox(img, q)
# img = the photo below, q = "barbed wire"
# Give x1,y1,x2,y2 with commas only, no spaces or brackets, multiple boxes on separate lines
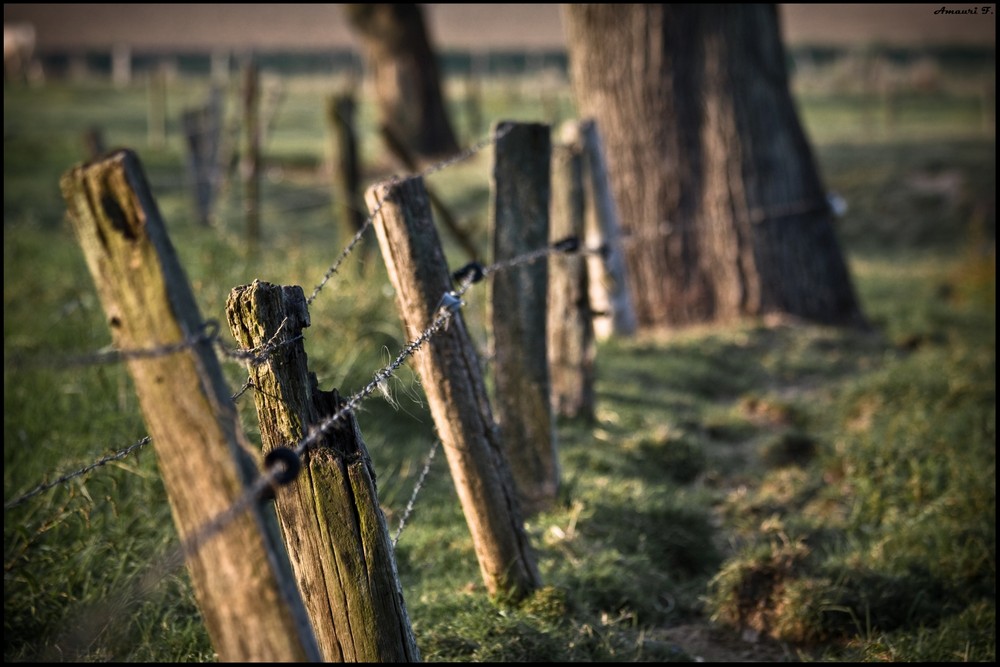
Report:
4,124,521,519
3,436,152,512
305,123,514,307
393,440,440,547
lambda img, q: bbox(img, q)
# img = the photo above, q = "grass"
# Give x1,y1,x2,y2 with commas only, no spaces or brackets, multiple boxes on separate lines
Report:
4,60,995,662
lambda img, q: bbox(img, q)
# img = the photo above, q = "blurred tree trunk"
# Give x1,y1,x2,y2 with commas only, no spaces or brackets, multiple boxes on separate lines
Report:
562,4,866,330
344,3,460,160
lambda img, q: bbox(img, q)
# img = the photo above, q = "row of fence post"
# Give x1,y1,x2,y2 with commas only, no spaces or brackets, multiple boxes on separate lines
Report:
60,114,633,660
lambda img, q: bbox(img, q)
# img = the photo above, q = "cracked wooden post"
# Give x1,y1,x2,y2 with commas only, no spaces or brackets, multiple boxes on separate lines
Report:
490,120,559,515
365,176,541,604
561,119,637,340
549,142,596,421
225,280,420,662
60,149,320,663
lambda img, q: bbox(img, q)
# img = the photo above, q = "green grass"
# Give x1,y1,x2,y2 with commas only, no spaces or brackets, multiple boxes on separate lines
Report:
4,65,995,662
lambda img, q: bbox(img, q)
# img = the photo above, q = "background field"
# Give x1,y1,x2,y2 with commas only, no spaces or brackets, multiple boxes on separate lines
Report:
3,43,996,662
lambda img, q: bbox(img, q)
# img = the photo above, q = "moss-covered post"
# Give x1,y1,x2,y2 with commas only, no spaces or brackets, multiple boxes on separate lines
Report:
60,149,319,663
366,176,541,603
225,280,420,662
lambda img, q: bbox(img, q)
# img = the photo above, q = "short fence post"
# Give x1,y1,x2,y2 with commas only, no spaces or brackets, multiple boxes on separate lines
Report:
365,175,541,604
225,280,420,662
561,119,637,339
549,142,596,421
490,120,559,515
60,149,320,662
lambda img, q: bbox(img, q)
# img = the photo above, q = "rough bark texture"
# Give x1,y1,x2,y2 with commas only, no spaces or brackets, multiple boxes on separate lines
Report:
548,142,596,421
490,121,560,515
345,3,459,160
60,150,319,662
563,4,866,330
225,281,420,662
366,176,541,603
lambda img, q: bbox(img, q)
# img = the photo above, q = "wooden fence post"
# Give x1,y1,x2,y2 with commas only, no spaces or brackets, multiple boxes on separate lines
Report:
365,176,541,604
325,92,366,251
146,65,166,149
60,149,320,662
561,119,637,339
490,120,559,515
182,88,223,226
225,280,420,662
242,54,261,252
549,142,596,421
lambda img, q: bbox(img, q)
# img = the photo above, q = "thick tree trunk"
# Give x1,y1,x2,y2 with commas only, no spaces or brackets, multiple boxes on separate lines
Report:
345,3,460,160
563,4,866,330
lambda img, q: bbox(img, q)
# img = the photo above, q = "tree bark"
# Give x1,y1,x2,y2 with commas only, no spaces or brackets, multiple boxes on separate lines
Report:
345,3,460,160
562,4,866,330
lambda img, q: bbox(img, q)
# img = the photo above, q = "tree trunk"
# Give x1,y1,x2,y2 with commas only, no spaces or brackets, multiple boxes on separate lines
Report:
562,4,866,330
344,3,460,160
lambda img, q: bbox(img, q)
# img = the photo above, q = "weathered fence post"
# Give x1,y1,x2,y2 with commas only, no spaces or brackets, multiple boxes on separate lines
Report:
146,64,167,149
182,87,223,226
242,54,261,252
60,149,320,662
561,119,637,340
490,120,559,515
549,142,596,421
226,280,420,662
325,92,365,250
365,176,541,604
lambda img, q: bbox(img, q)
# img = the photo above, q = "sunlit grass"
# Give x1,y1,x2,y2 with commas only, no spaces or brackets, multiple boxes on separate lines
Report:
4,65,995,662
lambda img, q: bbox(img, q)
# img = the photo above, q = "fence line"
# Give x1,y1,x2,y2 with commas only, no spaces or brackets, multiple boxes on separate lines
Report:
6,230,597,550
7,123,598,653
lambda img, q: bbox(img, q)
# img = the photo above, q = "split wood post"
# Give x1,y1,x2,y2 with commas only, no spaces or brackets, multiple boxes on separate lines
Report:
561,119,637,340
490,120,559,515
549,142,596,421
59,149,320,663
242,54,261,253
225,280,420,662
325,92,366,254
365,176,541,604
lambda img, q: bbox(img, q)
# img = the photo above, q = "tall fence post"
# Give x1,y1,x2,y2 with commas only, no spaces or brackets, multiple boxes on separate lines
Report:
561,119,637,339
490,120,559,515
226,280,420,662
365,176,541,604
325,92,366,254
59,149,320,663
549,142,596,421
182,87,223,226
242,54,261,253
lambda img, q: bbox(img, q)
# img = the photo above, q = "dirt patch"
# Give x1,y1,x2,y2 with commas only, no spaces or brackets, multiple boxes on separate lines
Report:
650,622,806,662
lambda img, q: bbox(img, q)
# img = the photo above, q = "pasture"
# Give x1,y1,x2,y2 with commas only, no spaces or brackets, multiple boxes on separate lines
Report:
3,53,995,662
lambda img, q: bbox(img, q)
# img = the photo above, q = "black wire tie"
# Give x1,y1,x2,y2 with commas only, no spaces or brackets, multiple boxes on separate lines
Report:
553,236,580,253
259,447,302,500
452,261,486,285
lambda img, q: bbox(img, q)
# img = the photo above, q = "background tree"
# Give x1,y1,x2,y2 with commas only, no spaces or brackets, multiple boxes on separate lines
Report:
344,3,460,160
562,4,866,330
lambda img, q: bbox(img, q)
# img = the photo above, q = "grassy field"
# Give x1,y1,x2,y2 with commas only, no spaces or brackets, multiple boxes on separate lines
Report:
3,61,995,662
